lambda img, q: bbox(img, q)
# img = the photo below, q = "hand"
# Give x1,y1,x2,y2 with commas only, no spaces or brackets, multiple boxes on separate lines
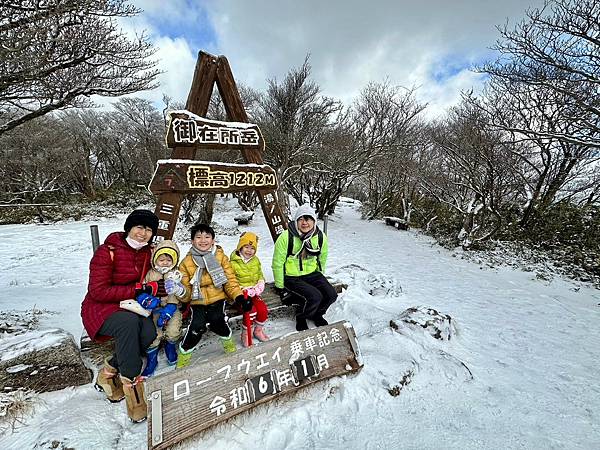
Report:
135,280,167,297
253,280,265,296
136,293,160,310
156,304,177,327
277,287,292,302
236,294,253,312
165,279,185,296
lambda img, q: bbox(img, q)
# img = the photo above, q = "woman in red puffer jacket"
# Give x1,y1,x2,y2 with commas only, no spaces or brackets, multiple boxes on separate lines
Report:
81,209,164,423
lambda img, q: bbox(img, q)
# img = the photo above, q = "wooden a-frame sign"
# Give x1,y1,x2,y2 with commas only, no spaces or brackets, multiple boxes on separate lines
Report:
151,51,288,242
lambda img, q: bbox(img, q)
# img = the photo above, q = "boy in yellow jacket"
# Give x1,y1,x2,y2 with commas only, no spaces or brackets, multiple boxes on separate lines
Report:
176,224,245,368
230,232,269,347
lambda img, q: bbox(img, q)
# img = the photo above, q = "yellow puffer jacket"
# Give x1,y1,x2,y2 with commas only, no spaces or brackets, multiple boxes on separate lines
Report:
179,245,242,306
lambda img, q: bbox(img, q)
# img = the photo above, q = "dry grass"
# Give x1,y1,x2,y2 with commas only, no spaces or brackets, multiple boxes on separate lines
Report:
0,389,37,434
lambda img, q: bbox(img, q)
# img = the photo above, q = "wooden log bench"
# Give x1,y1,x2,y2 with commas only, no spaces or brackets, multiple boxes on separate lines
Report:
383,216,408,230
234,212,254,225
80,280,347,367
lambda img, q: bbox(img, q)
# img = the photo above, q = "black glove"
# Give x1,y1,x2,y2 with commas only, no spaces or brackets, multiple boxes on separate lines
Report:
135,280,167,297
236,294,253,312
277,287,294,305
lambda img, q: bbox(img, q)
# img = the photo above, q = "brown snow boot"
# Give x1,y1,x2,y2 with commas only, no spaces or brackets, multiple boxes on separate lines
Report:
94,358,125,403
120,375,147,423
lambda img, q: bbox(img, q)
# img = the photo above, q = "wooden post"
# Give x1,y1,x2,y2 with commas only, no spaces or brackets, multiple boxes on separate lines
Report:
90,225,100,252
215,55,288,241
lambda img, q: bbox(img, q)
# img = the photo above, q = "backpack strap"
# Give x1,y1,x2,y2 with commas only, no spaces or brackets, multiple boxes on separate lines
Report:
286,229,324,272
107,245,115,262
316,230,323,272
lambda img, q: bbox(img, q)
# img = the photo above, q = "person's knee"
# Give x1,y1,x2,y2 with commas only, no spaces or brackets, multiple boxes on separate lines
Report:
111,311,142,338
120,358,143,379
140,319,157,348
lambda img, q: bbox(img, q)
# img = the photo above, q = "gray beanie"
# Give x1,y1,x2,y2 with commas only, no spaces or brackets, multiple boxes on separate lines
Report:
293,204,317,222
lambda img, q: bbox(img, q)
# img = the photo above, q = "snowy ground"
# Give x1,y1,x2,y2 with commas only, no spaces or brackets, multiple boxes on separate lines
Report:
0,198,599,449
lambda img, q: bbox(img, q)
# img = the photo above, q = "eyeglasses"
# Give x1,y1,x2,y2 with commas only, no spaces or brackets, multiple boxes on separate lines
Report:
298,215,314,221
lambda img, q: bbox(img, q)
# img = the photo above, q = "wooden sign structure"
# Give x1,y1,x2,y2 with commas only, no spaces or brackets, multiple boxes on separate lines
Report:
146,321,363,449
152,51,288,242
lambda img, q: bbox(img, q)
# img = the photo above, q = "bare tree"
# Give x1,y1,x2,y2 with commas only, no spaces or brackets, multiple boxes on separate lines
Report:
350,81,427,220
256,56,341,213
419,100,522,248
0,0,160,135
478,0,600,147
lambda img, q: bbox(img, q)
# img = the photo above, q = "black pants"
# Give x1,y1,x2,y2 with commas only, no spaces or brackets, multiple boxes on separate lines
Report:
180,301,231,351
285,272,337,320
98,310,157,379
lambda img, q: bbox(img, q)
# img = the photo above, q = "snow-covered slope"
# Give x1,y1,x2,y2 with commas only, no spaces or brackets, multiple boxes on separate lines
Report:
0,199,598,449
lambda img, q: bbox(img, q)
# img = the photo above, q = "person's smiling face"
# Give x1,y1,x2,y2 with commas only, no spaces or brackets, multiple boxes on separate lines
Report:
192,231,215,252
127,225,153,243
297,215,315,234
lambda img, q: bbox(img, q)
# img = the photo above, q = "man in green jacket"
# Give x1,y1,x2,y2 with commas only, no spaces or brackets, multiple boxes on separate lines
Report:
272,204,337,331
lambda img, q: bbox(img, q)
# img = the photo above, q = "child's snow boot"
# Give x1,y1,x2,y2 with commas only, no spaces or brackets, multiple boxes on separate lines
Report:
253,323,270,342
220,333,237,353
176,344,193,369
141,346,159,377
120,375,147,423
94,358,125,403
164,340,178,366
240,325,251,348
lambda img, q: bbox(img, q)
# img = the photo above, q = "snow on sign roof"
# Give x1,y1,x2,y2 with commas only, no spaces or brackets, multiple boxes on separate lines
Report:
0,328,65,362
167,110,258,129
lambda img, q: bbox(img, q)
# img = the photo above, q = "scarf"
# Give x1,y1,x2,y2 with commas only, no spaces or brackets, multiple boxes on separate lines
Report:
287,221,321,270
190,246,228,300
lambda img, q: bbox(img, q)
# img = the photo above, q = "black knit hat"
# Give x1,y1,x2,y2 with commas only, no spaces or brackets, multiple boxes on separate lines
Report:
124,209,159,235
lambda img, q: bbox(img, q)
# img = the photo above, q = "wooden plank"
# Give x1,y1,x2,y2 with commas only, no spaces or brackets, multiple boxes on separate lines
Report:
215,55,289,241
146,320,363,449
153,51,218,242
149,160,277,195
165,111,265,153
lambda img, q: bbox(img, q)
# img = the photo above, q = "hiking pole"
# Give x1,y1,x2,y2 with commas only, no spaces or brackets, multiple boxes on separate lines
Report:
243,290,253,347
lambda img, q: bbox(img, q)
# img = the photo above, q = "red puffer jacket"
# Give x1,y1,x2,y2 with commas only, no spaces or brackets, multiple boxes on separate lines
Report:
81,232,151,341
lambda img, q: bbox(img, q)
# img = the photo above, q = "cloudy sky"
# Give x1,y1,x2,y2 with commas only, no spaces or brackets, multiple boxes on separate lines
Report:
127,0,544,118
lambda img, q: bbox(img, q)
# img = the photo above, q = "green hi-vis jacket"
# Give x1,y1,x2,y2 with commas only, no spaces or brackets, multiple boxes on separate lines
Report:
271,229,328,289
229,250,265,288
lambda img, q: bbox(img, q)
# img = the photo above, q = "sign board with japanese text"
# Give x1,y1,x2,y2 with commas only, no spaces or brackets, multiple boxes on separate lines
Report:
145,321,363,449
152,51,289,243
149,160,277,194
166,111,265,152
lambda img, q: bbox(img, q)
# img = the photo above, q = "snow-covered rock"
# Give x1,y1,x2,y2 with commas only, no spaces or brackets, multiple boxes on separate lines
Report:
392,306,456,340
0,329,92,393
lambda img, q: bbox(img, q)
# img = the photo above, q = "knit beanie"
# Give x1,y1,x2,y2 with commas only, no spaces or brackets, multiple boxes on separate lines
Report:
237,231,259,252
293,204,317,222
124,209,159,235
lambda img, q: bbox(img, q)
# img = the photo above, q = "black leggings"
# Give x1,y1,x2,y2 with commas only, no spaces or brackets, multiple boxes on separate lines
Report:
98,310,157,379
285,272,337,320
180,302,231,351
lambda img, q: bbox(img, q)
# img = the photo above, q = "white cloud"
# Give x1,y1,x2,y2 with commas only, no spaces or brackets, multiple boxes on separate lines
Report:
121,0,545,116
